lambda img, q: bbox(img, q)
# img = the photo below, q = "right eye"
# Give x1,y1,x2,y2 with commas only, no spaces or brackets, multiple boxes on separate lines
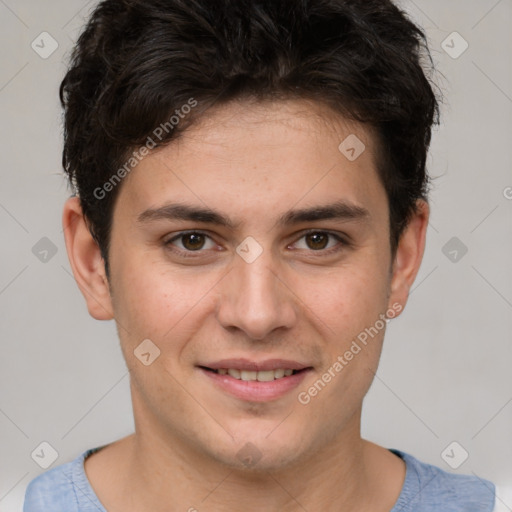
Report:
165,231,218,253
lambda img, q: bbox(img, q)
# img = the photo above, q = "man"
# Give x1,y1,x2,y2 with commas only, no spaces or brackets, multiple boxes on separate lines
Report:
24,0,496,510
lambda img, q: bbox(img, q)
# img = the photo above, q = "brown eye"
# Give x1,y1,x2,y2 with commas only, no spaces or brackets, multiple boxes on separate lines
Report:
181,233,206,250
305,232,329,250
166,231,216,252
290,231,346,254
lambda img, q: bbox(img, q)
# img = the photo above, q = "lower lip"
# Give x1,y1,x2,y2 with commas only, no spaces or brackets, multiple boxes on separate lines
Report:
199,368,311,402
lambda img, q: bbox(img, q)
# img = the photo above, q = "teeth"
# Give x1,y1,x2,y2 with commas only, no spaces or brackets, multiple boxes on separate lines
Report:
241,370,257,381
227,368,241,379
274,369,285,379
256,370,275,382
216,368,297,381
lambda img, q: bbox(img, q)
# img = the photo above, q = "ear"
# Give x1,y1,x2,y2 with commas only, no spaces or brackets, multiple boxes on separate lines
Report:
62,196,114,320
388,200,429,315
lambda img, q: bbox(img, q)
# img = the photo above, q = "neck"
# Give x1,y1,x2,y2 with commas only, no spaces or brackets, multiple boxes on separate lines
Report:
121,410,384,512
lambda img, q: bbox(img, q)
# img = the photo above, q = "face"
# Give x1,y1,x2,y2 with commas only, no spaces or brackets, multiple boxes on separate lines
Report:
66,99,427,471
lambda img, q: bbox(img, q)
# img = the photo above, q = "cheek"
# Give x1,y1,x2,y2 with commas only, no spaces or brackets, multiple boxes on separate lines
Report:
295,263,391,343
297,275,389,428
110,254,220,353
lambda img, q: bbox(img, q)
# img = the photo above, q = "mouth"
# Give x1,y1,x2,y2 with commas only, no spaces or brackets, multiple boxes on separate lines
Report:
198,359,313,402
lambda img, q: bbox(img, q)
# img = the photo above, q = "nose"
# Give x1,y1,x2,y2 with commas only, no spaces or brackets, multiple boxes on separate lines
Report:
215,249,297,341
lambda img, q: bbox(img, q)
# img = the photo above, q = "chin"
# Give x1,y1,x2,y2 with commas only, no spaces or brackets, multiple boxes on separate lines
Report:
204,428,310,473
215,444,303,473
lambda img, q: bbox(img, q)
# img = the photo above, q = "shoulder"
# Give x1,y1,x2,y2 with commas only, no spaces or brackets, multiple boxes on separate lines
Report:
24,448,105,512
24,459,79,512
392,449,496,512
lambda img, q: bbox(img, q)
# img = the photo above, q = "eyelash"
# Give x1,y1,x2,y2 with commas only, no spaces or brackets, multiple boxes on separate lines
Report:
164,229,349,258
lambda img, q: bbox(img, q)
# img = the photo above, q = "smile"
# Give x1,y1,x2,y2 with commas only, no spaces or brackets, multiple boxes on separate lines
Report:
198,361,312,402
210,368,297,381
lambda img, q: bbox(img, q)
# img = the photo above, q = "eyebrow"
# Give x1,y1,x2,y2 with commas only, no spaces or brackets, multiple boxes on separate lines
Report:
137,200,369,228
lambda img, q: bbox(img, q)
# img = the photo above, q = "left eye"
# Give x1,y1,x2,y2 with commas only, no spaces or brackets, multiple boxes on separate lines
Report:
292,232,342,251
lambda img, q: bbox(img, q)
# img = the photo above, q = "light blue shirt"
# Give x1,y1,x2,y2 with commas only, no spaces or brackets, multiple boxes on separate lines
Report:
24,447,496,511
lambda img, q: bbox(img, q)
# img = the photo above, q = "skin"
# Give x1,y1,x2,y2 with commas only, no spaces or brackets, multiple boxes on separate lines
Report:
63,98,428,512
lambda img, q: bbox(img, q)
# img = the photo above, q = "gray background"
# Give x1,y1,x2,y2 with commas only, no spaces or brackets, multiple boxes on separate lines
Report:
1,1,511,510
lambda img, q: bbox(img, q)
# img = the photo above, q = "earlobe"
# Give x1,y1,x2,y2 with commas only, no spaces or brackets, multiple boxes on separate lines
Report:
62,196,114,320
388,200,429,314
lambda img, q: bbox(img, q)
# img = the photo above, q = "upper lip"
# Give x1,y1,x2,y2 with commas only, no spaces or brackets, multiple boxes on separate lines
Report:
200,358,311,372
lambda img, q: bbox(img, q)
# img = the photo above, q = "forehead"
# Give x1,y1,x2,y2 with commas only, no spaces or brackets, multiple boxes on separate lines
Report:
170,98,377,169
117,99,387,223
